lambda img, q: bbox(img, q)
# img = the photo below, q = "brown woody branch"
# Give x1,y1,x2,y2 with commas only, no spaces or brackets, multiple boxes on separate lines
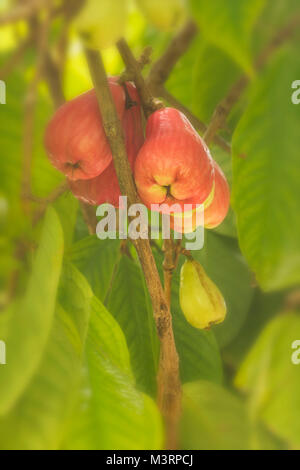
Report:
0,37,32,80
147,20,198,90
203,14,300,146
84,47,181,450
117,38,163,119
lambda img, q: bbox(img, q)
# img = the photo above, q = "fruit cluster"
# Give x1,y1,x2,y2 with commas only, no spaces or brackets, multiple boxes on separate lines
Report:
44,78,230,233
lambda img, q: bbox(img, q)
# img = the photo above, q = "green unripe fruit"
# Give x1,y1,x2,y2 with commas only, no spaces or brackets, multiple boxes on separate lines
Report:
180,260,226,330
137,0,186,31
74,0,128,50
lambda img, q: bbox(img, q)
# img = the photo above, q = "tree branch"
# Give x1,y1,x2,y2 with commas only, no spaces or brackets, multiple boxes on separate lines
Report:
117,38,163,119
147,20,198,90
0,0,51,26
84,47,181,450
0,37,32,80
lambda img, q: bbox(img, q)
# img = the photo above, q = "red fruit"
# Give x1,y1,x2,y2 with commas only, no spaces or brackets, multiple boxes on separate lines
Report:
69,83,144,207
44,78,126,181
170,161,230,233
134,108,214,214
204,161,230,229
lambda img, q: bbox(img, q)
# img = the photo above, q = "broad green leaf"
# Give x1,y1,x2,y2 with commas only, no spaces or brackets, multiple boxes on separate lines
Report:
254,0,300,53
63,296,163,450
232,47,300,291
180,381,251,450
107,256,159,396
235,312,300,448
0,207,64,415
223,289,285,369
210,146,237,238
194,232,254,347
0,71,62,202
192,44,240,123
69,236,121,302
165,35,203,110
154,252,223,384
189,0,266,73
0,264,92,450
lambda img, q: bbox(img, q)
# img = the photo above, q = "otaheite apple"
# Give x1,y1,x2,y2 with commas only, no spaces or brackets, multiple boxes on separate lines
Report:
69,83,144,207
137,0,186,31
170,161,230,233
134,107,214,215
73,0,128,50
169,185,215,234
204,161,230,229
180,259,227,330
44,79,125,181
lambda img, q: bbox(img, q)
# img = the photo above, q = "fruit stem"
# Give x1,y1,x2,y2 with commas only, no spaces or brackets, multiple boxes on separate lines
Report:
84,47,181,450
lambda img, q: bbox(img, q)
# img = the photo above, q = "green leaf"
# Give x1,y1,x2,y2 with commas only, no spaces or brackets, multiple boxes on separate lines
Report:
194,232,254,347
107,256,159,396
0,207,64,415
254,0,300,53
223,289,285,369
0,264,92,450
63,296,163,450
0,71,62,202
165,36,203,109
192,43,240,123
69,236,121,302
210,146,237,238
189,0,266,73
232,46,300,291
53,192,78,249
180,381,251,450
235,312,300,448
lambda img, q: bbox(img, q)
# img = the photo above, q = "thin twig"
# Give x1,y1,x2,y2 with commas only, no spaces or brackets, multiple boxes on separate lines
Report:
119,46,152,84
80,201,98,235
0,37,32,80
0,0,50,26
43,51,66,109
117,39,163,119
84,47,181,450
147,20,198,90
203,14,300,146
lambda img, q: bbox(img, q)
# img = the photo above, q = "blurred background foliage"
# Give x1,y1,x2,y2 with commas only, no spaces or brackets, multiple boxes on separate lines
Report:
0,0,299,450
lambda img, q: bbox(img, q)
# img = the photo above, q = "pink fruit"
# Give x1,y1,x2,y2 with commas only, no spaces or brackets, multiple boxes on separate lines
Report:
69,83,144,207
170,161,230,233
44,78,126,181
134,107,214,214
204,161,230,229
